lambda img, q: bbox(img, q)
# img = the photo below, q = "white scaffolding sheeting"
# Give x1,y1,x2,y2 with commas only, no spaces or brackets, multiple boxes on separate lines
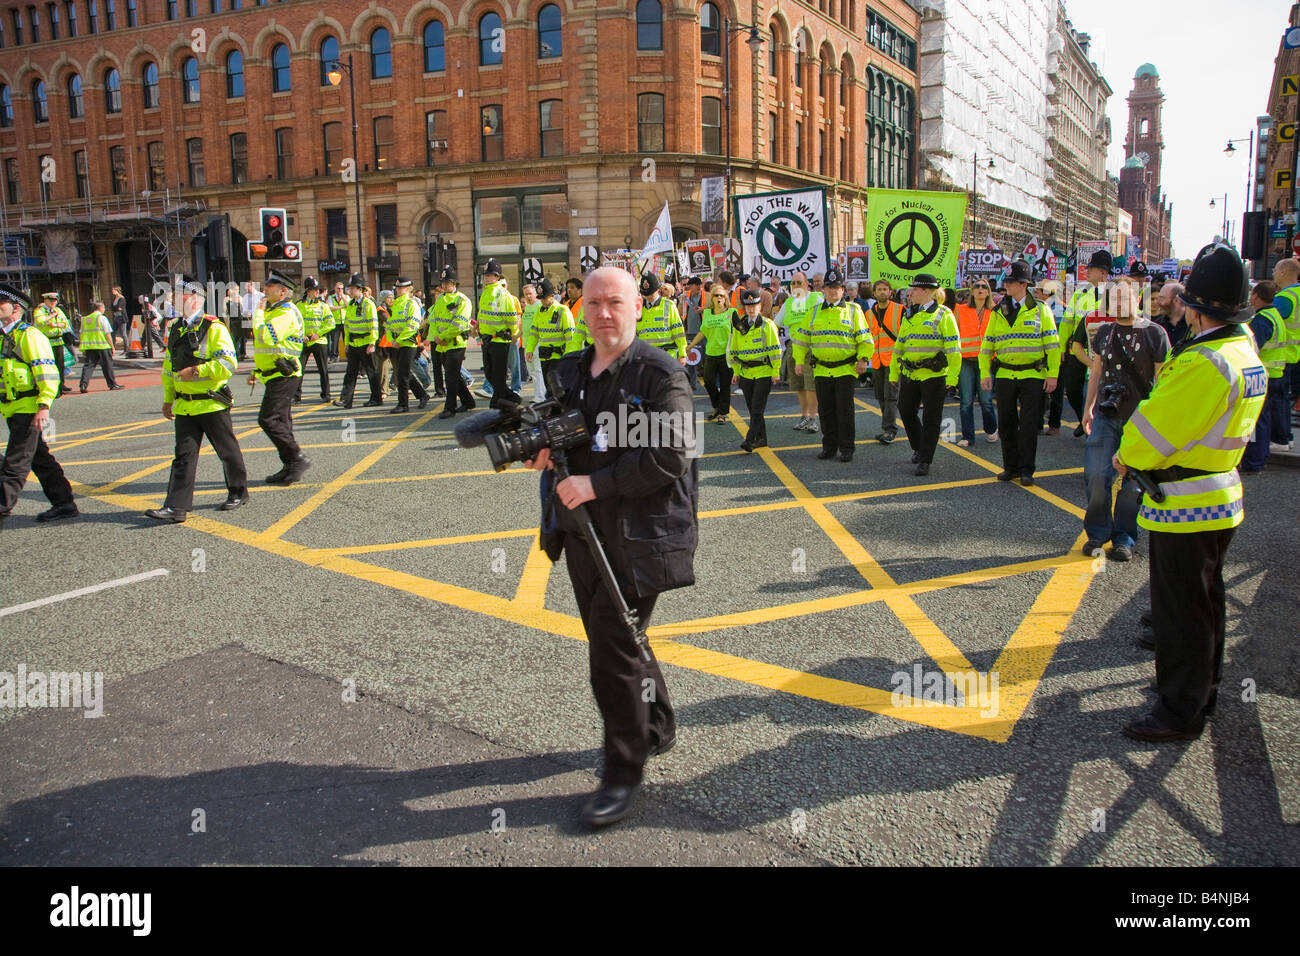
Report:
918,0,1055,222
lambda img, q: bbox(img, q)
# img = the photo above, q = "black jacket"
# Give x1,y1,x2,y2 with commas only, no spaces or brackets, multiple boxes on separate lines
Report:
541,337,699,598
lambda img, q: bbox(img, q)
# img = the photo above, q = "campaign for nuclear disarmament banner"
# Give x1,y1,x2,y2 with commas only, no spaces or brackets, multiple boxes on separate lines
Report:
866,189,967,288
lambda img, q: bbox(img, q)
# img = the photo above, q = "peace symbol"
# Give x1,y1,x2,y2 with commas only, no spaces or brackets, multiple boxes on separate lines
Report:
757,212,810,267
884,212,941,271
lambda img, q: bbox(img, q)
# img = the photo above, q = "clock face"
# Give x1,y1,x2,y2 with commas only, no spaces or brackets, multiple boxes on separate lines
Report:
1138,151,1151,165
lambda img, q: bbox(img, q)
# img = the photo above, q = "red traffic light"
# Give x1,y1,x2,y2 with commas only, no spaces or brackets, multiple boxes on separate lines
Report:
267,215,281,229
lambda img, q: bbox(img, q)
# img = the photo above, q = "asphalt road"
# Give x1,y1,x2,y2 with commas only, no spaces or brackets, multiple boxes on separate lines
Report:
1,359,1296,866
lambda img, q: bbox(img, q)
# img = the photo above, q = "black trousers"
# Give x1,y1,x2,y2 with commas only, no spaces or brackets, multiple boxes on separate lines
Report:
1048,354,1086,427
994,376,1045,477
258,376,302,464
50,344,67,390
393,345,429,408
1,411,74,515
296,343,330,400
539,355,563,390
483,340,520,407
339,344,380,405
898,375,946,464
700,353,731,415
815,374,857,455
738,375,772,445
440,348,475,412
327,327,341,360
1149,527,1235,732
564,536,675,787
431,350,446,393
79,349,119,389
163,409,248,511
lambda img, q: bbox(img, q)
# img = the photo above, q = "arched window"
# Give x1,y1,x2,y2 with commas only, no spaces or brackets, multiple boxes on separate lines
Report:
68,74,85,117
33,81,48,124
319,36,339,86
225,51,244,98
479,12,503,66
0,87,12,128
271,43,290,92
422,21,445,72
181,57,199,103
700,3,721,56
636,0,662,51
538,4,561,59
142,63,159,109
768,23,779,76
105,68,121,113
370,27,391,79
1139,117,1149,137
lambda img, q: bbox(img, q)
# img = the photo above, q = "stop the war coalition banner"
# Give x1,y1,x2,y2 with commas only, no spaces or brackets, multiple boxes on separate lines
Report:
866,189,967,288
734,187,831,282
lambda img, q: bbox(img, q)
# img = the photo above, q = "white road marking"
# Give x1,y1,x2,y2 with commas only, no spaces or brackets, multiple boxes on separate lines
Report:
0,568,171,619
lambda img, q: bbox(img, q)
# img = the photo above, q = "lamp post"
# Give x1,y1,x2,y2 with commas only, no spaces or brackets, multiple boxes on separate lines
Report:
1224,134,1254,214
723,18,765,241
1209,194,1229,240
327,55,365,286
970,154,995,249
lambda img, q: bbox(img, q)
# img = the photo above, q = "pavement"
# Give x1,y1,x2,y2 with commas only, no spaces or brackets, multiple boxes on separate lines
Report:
1,362,1297,866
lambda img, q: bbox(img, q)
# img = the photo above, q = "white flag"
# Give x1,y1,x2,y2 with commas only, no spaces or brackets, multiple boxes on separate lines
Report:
639,202,674,265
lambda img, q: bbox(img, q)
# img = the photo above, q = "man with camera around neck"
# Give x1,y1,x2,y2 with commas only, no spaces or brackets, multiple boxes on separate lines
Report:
1079,272,1170,561
525,267,698,828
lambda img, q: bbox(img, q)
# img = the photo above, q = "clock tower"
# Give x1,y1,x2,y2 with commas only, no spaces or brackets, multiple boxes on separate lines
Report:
1117,64,1173,263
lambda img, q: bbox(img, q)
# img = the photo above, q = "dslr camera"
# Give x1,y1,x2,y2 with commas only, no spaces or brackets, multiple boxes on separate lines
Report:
1097,382,1128,418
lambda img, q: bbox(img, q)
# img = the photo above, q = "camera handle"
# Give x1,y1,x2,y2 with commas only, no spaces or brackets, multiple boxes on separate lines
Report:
550,448,653,664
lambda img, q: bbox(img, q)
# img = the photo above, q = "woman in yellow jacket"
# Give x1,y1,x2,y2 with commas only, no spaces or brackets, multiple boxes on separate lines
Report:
726,288,782,452
889,274,962,476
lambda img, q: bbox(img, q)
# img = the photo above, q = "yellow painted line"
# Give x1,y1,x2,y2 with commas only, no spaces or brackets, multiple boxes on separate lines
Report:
257,410,438,542
52,418,167,439
314,527,539,557
512,537,553,609
53,418,166,452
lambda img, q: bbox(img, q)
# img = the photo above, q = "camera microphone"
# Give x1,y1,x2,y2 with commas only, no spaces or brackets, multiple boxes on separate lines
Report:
453,409,505,448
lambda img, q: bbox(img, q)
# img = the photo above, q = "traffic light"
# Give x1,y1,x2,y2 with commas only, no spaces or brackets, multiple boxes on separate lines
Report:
247,207,301,262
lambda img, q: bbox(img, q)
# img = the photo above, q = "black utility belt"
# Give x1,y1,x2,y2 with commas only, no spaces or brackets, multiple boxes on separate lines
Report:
539,346,563,360
4,387,40,401
735,357,772,369
175,388,234,409
900,353,948,373
1147,466,1216,483
816,356,857,368
993,357,1047,372
659,344,677,353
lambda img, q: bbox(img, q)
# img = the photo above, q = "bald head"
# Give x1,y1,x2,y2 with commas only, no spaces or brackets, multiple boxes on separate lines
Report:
1274,258,1300,287
583,267,641,356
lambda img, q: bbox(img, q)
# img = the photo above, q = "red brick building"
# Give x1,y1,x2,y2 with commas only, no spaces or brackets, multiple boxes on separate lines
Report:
1117,63,1172,264
0,0,919,308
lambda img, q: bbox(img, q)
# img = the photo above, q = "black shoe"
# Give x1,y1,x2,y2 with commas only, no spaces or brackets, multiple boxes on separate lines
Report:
59,385,71,395
456,403,476,413
362,399,383,407
1122,714,1202,742
581,783,641,827
996,471,1014,481
332,400,351,408
740,440,753,453
433,389,446,398
283,457,312,484
1074,424,1086,437
109,384,126,390
79,386,88,394
145,507,187,523
438,410,456,420
35,502,80,523
911,452,921,464
649,733,676,758
1082,540,1105,557
219,494,249,511
817,450,835,460
1137,629,1156,651
1019,474,1036,487
265,465,291,484
915,462,930,476
389,405,409,414
752,439,767,448
838,452,853,463
1109,544,1133,562
418,395,429,410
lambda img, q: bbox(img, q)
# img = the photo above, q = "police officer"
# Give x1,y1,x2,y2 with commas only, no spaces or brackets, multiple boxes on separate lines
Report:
525,267,696,826
249,271,311,485
476,259,521,408
1241,281,1289,473
636,272,688,363
1115,243,1265,742
726,287,781,453
524,277,577,387
431,267,476,420
332,273,382,409
146,277,248,522
295,276,334,403
0,284,78,528
979,259,1060,485
31,291,71,395
890,274,961,476
792,266,873,462
77,299,124,393
387,276,430,413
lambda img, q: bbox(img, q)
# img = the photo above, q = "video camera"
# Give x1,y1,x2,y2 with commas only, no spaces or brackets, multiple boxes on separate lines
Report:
455,371,590,472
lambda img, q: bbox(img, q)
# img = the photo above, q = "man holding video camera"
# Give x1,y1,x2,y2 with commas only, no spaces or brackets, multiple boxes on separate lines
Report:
525,267,697,827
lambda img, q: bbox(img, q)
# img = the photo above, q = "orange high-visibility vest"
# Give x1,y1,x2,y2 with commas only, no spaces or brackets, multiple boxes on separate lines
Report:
954,304,994,358
866,301,903,369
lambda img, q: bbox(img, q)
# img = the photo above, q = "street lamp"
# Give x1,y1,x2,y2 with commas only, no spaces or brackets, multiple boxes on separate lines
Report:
723,19,765,240
1209,194,1229,239
327,55,365,284
970,154,995,249
1224,134,1255,214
